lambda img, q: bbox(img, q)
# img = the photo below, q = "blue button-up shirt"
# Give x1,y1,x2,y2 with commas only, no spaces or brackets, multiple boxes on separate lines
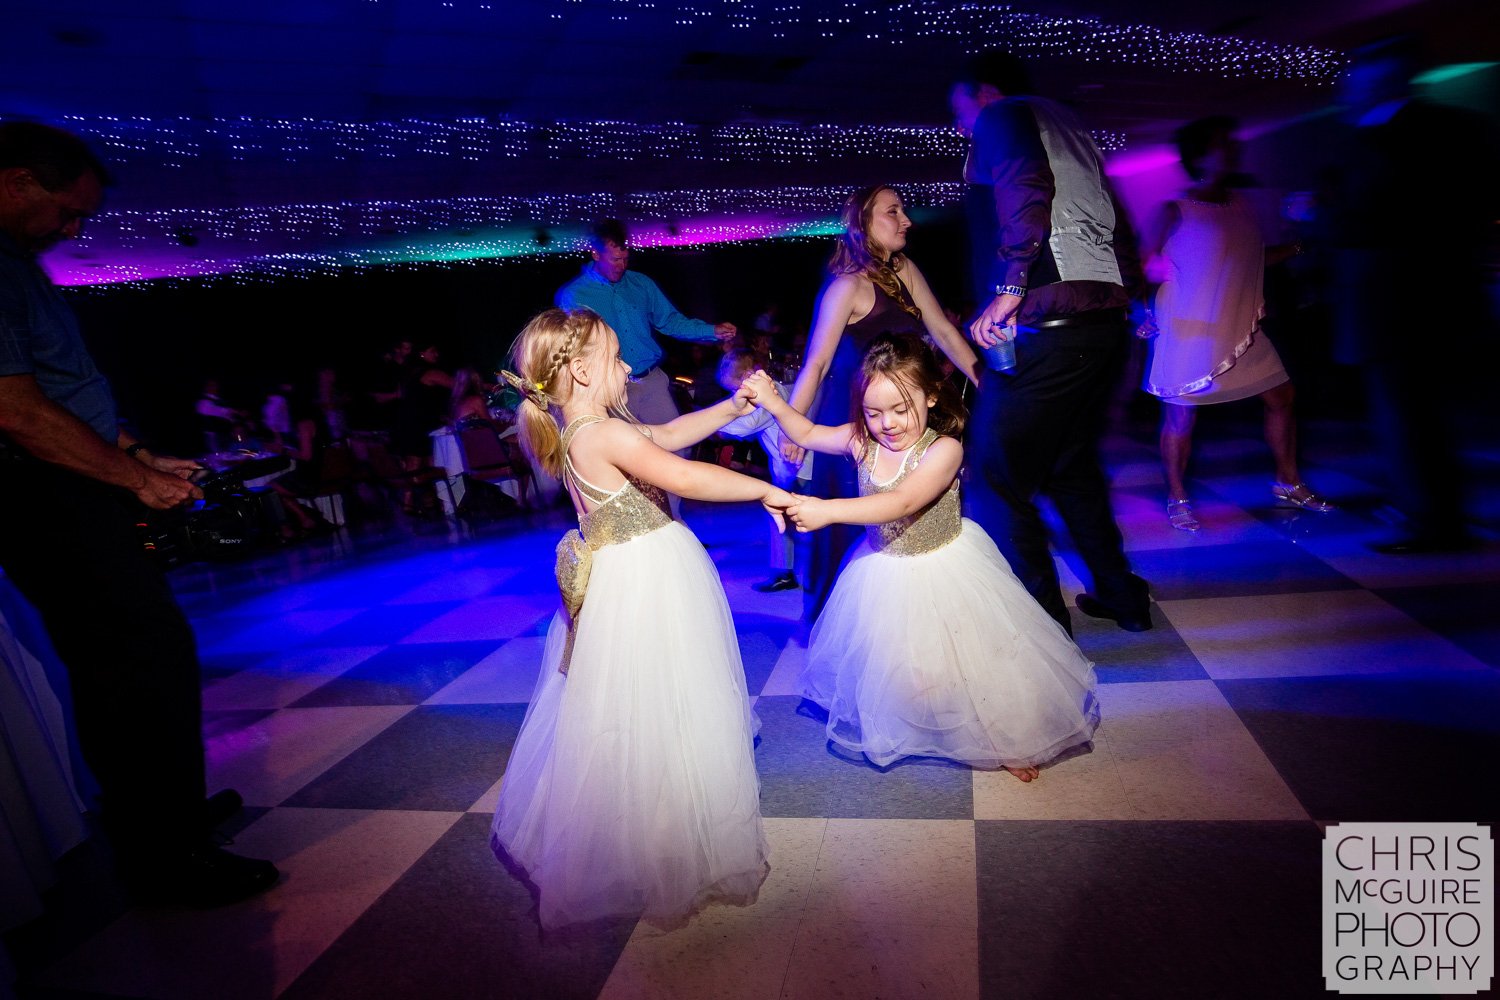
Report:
0,234,119,443
555,264,718,374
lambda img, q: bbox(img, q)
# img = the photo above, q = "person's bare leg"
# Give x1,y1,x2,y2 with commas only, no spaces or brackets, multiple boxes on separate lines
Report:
1262,381,1300,484
1264,381,1334,510
1160,402,1201,530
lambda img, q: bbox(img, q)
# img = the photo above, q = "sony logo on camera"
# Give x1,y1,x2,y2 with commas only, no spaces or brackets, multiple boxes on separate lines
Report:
1323,822,1493,993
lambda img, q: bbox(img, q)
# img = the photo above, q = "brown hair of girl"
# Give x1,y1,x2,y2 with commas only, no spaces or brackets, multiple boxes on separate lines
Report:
850,333,967,449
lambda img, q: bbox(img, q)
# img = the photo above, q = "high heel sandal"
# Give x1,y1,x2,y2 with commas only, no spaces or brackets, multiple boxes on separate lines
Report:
1167,498,1200,532
1271,482,1335,512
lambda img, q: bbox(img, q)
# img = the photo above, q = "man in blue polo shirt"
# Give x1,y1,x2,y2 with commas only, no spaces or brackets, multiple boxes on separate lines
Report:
556,218,736,432
0,122,277,906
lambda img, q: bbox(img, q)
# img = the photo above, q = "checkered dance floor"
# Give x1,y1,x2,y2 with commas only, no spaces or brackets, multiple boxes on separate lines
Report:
14,418,1500,1000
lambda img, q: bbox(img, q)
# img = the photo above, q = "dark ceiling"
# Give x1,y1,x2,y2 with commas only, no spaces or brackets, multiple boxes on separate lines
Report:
3,0,1494,284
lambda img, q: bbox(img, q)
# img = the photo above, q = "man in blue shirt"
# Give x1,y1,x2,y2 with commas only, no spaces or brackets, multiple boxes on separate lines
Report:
556,218,736,431
0,122,277,906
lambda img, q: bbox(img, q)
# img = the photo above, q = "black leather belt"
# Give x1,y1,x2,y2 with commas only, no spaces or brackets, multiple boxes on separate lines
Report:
1036,308,1128,329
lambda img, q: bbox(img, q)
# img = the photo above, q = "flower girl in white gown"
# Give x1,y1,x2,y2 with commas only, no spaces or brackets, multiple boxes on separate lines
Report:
492,308,792,928
747,335,1099,780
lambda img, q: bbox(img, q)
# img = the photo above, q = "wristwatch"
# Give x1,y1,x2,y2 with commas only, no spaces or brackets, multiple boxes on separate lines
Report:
125,442,148,458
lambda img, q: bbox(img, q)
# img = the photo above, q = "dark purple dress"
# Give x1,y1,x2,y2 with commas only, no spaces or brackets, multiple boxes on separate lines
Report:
799,279,924,623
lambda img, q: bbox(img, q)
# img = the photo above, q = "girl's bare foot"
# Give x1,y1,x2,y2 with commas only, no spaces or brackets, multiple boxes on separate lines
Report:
1005,765,1040,782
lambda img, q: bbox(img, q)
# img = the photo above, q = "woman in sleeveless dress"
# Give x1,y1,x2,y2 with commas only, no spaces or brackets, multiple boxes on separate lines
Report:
784,185,979,622
1140,116,1333,531
492,309,793,930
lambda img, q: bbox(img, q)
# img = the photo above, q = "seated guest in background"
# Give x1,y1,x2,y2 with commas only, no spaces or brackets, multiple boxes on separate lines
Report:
266,386,337,539
450,367,493,427
717,349,813,592
0,121,276,905
316,366,349,442
690,343,730,406
261,380,294,451
392,342,452,514
363,338,411,439
753,301,782,338
194,377,240,452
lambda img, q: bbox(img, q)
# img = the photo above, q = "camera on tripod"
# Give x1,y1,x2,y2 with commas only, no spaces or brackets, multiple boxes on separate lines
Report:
138,455,291,565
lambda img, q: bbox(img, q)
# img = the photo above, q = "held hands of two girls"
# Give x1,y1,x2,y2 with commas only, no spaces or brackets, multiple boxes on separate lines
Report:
738,369,784,411
732,372,807,533
783,494,829,533
729,374,760,416
761,486,798,533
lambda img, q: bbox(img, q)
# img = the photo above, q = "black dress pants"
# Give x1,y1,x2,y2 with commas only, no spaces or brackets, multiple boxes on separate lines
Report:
965,318,1148,633
0,458,206,863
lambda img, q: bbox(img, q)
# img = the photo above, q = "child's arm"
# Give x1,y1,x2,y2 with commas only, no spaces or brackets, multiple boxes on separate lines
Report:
718,406,773,441
744,370,856,457
643,384,756,452
594,419,796,526
787,437,962,532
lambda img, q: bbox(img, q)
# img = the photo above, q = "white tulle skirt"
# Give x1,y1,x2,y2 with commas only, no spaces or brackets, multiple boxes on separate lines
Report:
803,519,1100,770
491,520,768,929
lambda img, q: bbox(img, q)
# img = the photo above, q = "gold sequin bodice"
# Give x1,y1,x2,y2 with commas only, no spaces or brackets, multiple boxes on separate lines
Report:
857,429,961,557
561,415,673,550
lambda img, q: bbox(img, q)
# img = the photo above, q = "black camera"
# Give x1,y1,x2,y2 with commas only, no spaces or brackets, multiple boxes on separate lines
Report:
138,456,290,565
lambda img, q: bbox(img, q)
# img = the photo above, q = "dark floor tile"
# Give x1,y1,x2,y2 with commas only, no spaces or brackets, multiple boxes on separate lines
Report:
1125,540,1359,600
736,621,795,695
290,573,430,610
202,708,275,741
288,640,502,707
187,613,267,649
196,651,267,681
1219,674,1500,822
217,804,272,840
283,705,525,811
280,814,634,1000
753,695,974,819
16,985,146,999
1071,607,1209,683
976,820,1324,999
1374,582,1500,668
4,837,132,996
303,601,463,646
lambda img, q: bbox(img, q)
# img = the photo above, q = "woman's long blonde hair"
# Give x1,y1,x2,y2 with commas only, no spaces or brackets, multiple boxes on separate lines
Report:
503,308,610,477
827,185,921,321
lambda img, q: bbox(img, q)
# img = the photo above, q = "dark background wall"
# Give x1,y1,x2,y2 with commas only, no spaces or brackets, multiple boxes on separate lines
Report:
68,214,978,455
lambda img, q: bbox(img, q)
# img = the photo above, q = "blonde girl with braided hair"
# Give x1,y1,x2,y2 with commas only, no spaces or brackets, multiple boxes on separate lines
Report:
748,334,1098,781
783,184,980,625
491,307,790,930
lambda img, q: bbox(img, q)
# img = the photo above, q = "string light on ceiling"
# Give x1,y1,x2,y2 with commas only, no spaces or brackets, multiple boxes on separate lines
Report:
63,116,1125,172
58,182,968,290
349,0,1343,82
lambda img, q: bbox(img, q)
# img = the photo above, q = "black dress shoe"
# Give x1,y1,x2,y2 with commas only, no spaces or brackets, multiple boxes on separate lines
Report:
203,788,244,830
752,572,800,593
128,845,280,908
1075,593,1153,632
1368,533,1477,555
